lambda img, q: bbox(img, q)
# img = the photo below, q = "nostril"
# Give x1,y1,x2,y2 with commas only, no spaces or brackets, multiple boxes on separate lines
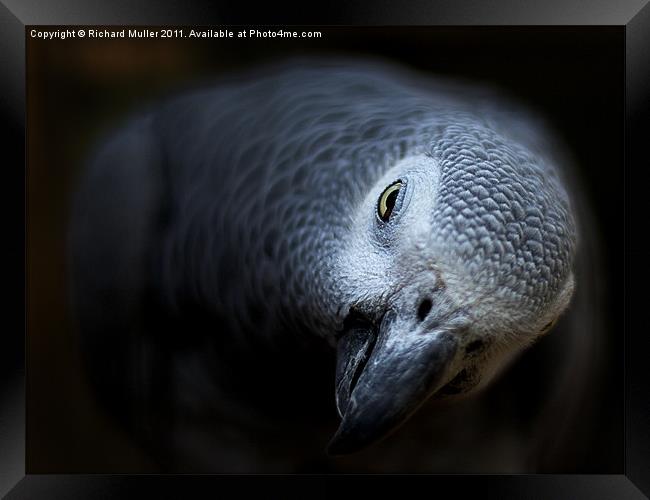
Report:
417,298,432,322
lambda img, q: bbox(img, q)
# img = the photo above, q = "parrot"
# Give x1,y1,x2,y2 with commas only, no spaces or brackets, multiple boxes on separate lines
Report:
68,57,604,473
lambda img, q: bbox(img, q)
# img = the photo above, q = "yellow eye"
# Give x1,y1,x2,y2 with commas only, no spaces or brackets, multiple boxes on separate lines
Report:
377,181,402,222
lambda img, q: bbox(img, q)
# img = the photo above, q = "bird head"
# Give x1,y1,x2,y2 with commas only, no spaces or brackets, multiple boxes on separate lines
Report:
328,121,577,454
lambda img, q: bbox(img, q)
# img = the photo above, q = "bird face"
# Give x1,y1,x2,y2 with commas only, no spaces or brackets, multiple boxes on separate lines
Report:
329,129,577,454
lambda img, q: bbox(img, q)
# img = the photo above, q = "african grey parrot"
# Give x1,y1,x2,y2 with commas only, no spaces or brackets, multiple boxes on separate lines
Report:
69,58,603,473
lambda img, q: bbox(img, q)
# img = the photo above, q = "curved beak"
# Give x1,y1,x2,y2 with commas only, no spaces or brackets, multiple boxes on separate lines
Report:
328,309,460,455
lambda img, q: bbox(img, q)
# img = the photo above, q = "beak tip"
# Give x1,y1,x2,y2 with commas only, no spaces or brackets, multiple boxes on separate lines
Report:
326,430,359,456
325,441,344,456
326,412,361,456
326,408,380,456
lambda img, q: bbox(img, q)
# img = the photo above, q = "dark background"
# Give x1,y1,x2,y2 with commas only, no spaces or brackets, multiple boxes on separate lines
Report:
26,26,624,472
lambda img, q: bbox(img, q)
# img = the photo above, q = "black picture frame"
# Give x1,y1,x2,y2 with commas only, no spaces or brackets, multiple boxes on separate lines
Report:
1,1,647,498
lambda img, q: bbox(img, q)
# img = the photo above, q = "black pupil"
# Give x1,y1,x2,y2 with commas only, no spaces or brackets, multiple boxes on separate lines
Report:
383,189,399,219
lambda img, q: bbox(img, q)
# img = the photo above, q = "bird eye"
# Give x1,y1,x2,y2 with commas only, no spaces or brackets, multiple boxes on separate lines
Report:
377,181,402,222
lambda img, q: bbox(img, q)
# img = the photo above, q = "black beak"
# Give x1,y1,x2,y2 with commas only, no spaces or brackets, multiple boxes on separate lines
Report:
328,309,459,455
